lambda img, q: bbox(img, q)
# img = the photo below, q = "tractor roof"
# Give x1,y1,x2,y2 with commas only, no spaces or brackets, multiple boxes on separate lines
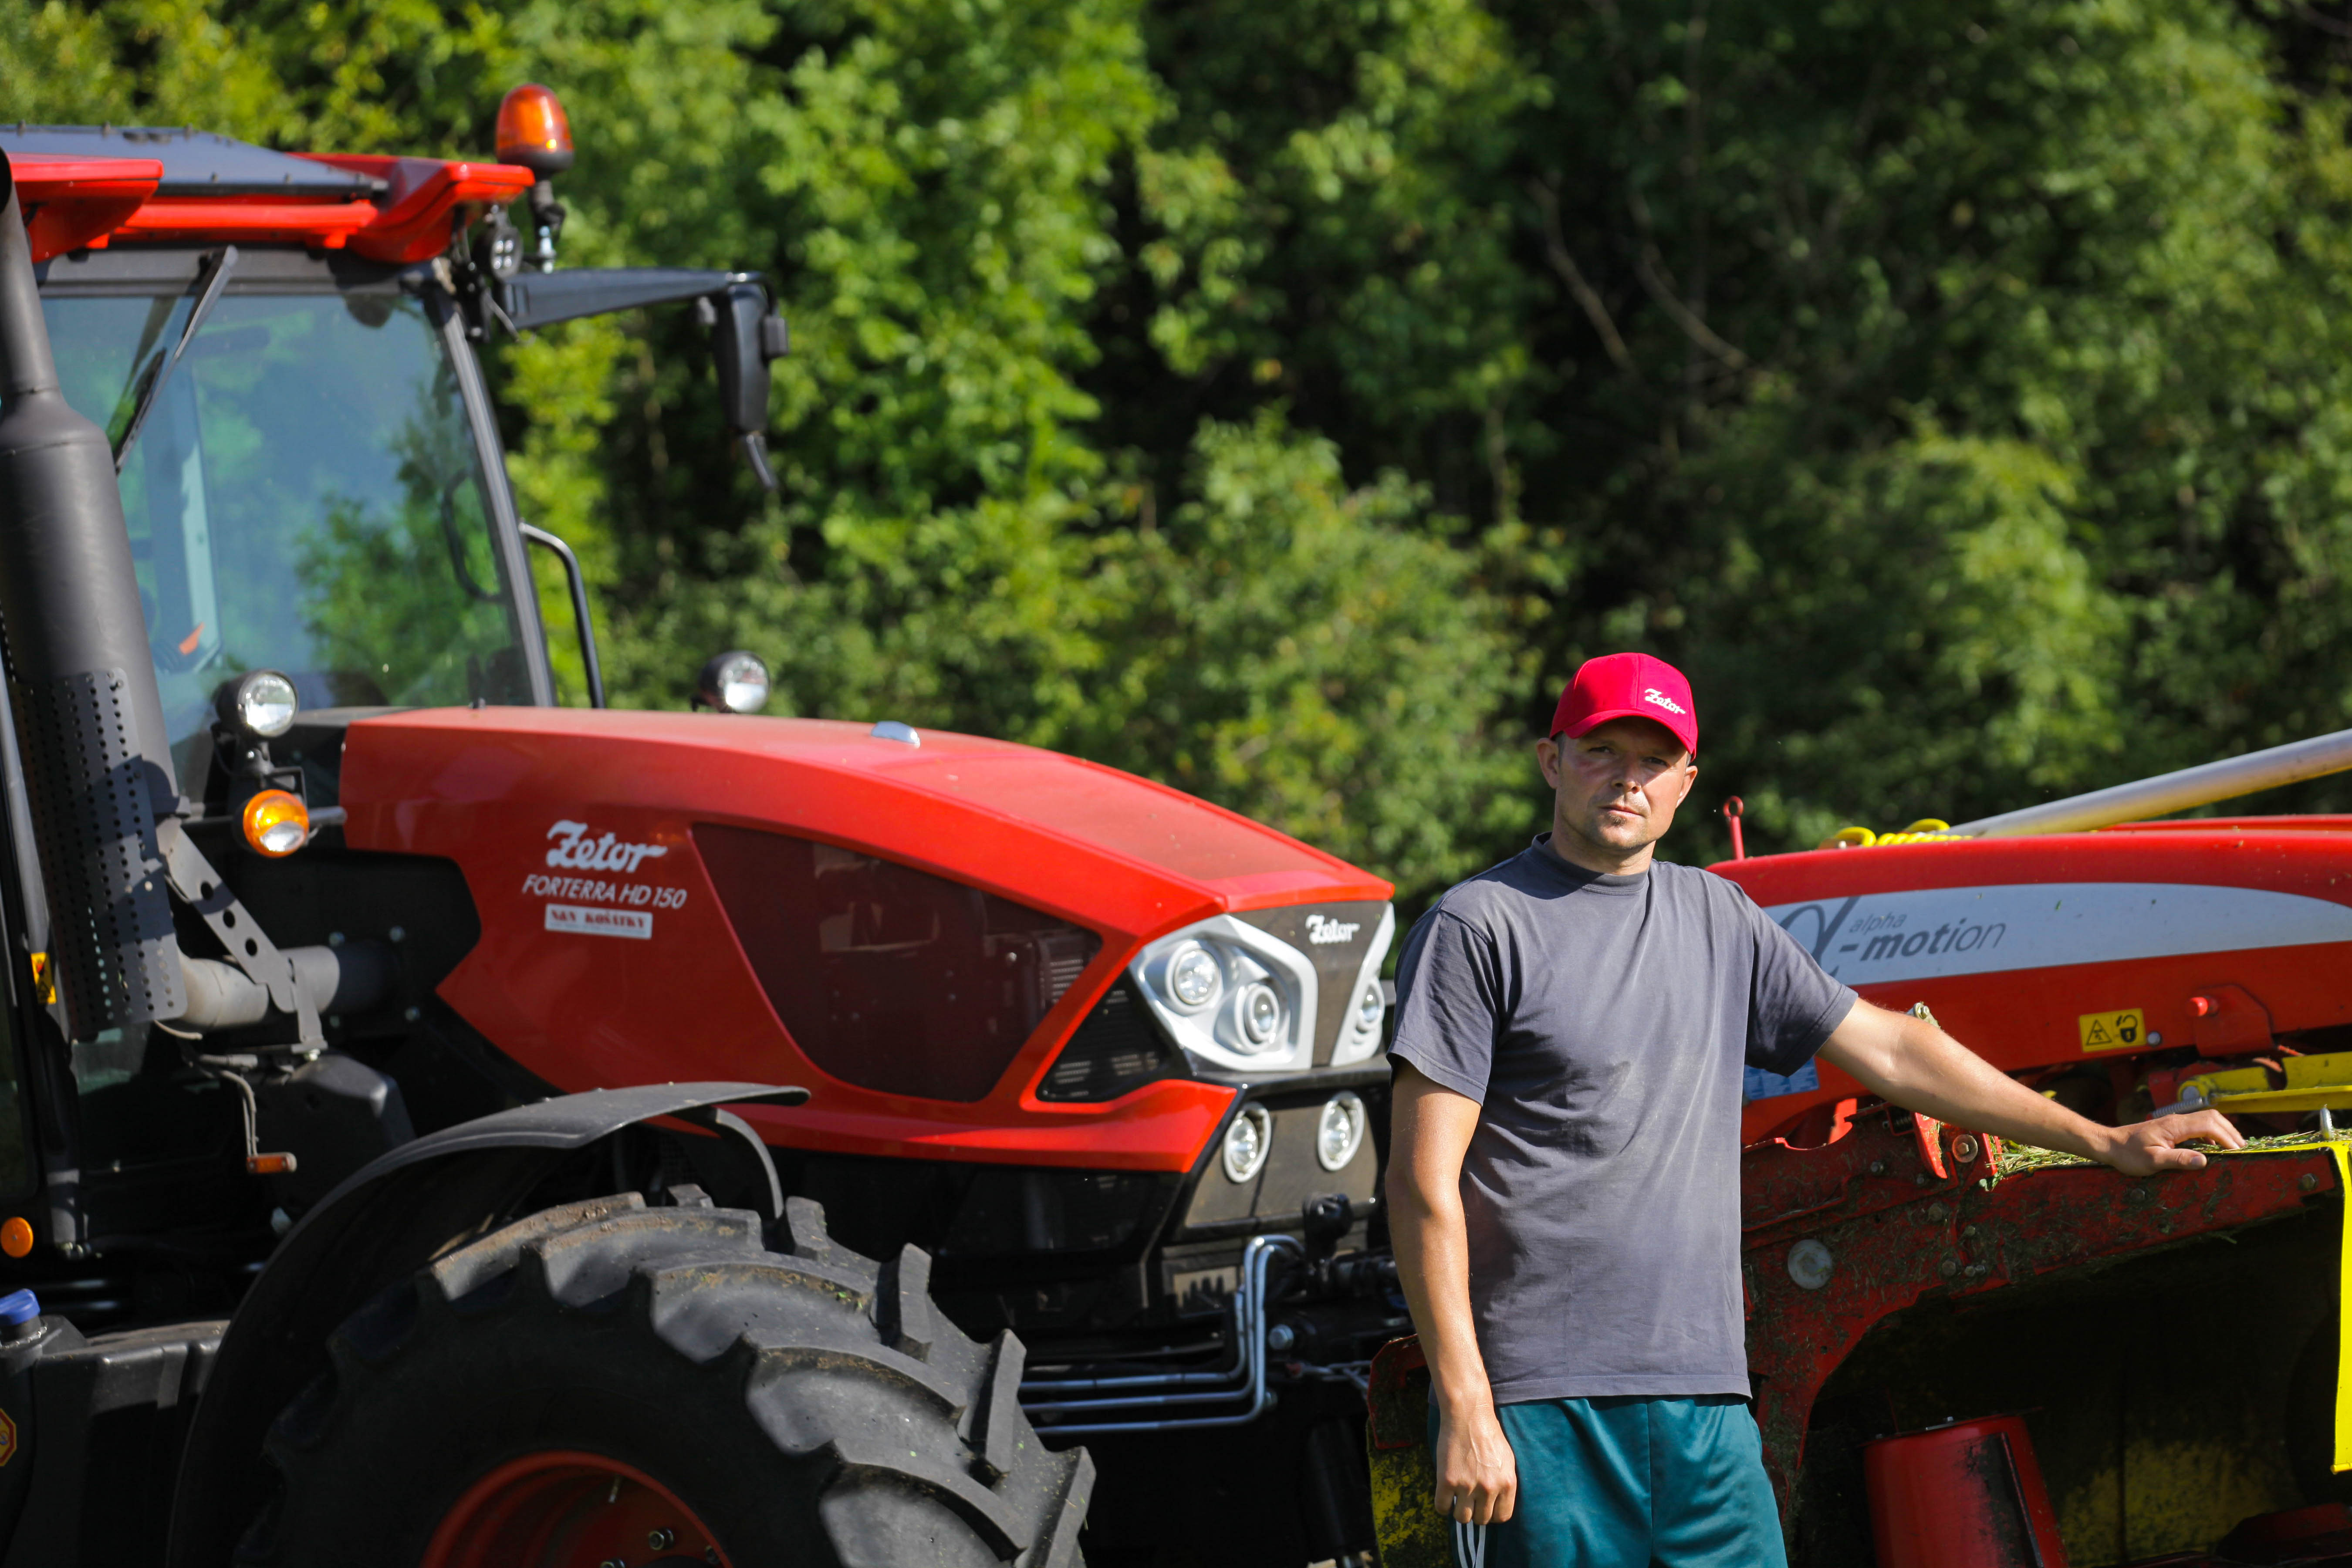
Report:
0,125,381,198
2,125,530,266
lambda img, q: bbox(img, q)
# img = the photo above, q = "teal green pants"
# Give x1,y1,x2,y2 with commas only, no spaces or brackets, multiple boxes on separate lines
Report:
1431,1396,1787,1568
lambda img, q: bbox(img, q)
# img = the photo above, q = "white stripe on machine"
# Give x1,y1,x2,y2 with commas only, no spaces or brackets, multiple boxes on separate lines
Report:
1763,881,2352,983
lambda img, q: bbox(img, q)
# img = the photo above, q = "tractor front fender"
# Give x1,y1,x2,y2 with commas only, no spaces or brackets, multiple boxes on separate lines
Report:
163,1081,806,1568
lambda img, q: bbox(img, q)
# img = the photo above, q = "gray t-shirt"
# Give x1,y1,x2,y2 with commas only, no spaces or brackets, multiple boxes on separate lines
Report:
1389,837,1855,1403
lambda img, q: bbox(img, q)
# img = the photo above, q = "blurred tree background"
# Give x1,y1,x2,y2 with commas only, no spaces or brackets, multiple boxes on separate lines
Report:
10,0,2352,906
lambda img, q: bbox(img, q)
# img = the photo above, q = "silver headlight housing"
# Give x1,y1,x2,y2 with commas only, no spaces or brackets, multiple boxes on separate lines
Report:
1327,905,1395,1067
1134,915,1318,1071
1132,904,1395,1073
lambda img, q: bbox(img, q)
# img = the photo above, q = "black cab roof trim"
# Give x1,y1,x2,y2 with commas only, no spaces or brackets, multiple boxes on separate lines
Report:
0,124,386,199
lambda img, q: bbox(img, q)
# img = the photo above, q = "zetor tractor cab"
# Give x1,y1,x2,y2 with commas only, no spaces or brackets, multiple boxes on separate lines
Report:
0,99,1402,1568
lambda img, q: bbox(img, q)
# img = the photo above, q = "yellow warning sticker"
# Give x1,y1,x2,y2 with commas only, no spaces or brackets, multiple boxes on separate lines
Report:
2078,1008,2146,1053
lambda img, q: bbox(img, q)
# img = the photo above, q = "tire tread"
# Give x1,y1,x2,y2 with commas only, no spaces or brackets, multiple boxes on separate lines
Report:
247,1194,1088,1568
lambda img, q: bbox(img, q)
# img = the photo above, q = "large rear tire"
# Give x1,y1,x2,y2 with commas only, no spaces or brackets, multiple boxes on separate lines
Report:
240,1191,1091,1567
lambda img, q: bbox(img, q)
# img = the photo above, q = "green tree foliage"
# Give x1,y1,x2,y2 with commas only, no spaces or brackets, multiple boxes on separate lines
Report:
1119,0,2352,858
11,0,2352,900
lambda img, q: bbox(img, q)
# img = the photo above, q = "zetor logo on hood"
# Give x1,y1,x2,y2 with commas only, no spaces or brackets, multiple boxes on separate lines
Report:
1304,913,1362,946
544,821,669,875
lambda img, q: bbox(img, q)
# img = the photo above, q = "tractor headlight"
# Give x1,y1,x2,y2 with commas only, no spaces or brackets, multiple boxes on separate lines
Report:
1355,982,1384,1034
1234,982,1283,1051
1315,1092,1367,1172
1132,916,1316,1071
220,669,298,740
1167,943,1222,1010
695,649,770,714
1222,1104,1272,1183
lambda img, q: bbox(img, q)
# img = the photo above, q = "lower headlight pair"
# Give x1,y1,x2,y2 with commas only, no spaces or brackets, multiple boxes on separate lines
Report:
1220,1092,1368,1183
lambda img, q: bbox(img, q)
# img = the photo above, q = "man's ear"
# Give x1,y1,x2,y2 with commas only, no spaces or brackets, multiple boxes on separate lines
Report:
1536,737,1563,789
1675,761,1698,807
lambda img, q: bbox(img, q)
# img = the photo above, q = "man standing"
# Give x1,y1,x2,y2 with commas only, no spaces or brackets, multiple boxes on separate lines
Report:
1385,652,2241,1567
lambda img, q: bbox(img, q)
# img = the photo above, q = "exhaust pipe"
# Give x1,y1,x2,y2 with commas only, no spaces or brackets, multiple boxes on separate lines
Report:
0,151,186,1037
1946,726,2352,839
174,943,396,1033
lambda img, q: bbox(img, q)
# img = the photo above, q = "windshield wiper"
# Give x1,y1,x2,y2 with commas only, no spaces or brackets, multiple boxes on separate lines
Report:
113,244,237,473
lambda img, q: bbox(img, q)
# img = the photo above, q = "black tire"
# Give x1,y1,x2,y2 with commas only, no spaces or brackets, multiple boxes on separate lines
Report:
240,1191,1092,1567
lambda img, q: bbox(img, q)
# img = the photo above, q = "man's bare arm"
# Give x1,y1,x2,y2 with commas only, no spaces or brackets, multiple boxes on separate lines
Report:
1386,1062,1517,1527
1817,1000,2244,1173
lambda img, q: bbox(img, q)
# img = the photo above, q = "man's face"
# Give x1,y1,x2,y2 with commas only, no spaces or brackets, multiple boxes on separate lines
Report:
1537,717,1697,870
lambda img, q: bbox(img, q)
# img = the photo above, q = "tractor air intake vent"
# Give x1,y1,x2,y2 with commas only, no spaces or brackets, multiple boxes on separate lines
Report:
696,823,1102,1103
17,672,180,1031
1037,980,1182,1102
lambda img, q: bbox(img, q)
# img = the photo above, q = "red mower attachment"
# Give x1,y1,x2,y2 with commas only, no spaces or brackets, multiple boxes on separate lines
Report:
1862,1414,2069,1568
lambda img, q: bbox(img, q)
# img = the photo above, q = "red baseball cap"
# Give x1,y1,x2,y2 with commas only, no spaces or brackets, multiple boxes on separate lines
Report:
1550,652,1698,755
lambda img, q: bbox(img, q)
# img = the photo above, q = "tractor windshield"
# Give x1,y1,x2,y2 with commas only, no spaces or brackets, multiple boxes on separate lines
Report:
39,286,532,772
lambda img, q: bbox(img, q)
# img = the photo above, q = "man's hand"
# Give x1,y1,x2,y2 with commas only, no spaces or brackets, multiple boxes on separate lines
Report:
1819,1002,2247,1174
2090,1108,2245,1174
1433,1397,1518,1527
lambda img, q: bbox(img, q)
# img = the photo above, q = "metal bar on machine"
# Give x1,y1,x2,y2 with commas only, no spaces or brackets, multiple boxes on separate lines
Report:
1946,726,2352,839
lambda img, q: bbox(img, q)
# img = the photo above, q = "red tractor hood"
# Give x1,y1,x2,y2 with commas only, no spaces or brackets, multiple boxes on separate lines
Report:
340,706,1388,927
338,707,1391,1169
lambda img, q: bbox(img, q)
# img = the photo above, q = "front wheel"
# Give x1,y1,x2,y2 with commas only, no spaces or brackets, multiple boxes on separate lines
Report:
240,1191,1091,1568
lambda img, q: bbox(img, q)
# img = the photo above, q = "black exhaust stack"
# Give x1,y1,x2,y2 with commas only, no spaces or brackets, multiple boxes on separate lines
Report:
0,151,185,1037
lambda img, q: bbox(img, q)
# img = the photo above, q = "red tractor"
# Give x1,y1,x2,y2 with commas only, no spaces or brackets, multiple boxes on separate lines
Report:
0,97,1401,1566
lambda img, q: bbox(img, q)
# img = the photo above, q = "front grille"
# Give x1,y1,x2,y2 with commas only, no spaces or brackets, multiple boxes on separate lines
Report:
695,823,1104,1102
1038,980,1181,1102
935,1166,1171,1256
1040,929,1096,1010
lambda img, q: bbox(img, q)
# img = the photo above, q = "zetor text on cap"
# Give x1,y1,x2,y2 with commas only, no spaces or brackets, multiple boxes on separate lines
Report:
1551,653,1699,756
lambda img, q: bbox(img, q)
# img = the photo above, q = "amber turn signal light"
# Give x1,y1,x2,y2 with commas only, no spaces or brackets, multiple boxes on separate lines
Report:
495,84,575,177
242,790,311,858
0,1218,31,1259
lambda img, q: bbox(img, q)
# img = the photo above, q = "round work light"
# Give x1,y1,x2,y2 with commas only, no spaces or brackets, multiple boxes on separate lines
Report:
1167,944,1222,1010
1315,1092,1367,1173
694,650,770,714
1236,983,1282,1051
1222,1104,1272,1184
220,670,298,740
